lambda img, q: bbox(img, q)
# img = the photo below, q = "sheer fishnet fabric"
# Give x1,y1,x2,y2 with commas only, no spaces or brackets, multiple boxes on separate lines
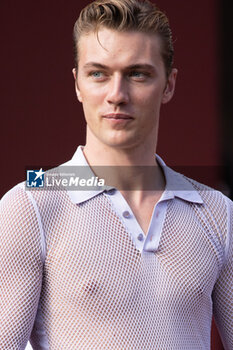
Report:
0,179,233,349
0,186,43,349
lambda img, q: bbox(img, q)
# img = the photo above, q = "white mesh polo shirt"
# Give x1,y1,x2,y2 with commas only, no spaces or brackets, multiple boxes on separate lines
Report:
0,146,233,349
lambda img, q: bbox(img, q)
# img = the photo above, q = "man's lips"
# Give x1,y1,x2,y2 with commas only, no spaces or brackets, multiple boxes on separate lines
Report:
102,113,133,120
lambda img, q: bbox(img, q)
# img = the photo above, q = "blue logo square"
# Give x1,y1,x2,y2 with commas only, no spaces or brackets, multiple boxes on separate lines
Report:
26,169,45,188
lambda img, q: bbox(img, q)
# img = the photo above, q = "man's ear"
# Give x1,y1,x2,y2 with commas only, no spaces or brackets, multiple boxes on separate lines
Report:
162,68,178,104
72,68,82,103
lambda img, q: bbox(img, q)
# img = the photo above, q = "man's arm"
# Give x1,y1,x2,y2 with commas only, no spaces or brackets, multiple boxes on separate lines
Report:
212,196,233,350
0,185,43,349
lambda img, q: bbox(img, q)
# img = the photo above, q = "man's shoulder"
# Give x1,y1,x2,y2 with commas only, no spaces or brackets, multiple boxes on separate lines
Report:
1,169,71,215
181,174,233,259
183,173,231,205
180,173,233,230
1,182,29,210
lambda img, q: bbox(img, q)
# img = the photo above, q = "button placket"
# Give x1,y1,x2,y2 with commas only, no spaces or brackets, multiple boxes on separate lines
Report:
137,233,144,242
123,211,131,219
104,190,146,252
144,201,168,252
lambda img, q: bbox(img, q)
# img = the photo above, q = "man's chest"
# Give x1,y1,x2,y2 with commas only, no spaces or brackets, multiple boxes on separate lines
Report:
38,195,220,348
41,195,219,312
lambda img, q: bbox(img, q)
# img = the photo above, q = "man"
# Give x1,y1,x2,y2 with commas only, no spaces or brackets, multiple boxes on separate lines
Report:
0,0,232,349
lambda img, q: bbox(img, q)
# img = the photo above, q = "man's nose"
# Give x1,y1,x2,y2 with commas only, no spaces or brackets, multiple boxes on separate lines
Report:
106,74,129,106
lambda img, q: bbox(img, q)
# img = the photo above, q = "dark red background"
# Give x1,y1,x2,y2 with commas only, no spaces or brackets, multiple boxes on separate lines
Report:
0,0,224,348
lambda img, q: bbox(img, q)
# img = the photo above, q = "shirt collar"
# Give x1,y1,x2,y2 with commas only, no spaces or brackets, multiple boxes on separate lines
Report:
62,146,111,204
156,155,203,204
63,146,203,205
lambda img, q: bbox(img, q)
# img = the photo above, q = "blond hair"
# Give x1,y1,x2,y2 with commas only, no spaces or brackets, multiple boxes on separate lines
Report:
73,0,174,77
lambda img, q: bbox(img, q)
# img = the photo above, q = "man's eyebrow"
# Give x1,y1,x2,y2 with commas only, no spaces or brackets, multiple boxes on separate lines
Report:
83,62,155,71
126,64,155,71
83,62,108,69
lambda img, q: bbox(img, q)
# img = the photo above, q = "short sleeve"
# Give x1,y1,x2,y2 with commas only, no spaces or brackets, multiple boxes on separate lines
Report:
212,196,233,350
0,184,43,349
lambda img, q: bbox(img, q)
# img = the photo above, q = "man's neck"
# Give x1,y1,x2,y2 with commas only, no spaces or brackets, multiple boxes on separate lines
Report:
83,141,157,167
83,140,166,195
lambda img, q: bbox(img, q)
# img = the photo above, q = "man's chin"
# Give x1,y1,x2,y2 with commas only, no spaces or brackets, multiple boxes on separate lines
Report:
100,137,140,150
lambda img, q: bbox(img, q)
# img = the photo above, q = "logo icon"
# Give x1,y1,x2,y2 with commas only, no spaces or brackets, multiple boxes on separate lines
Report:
26,168,45,188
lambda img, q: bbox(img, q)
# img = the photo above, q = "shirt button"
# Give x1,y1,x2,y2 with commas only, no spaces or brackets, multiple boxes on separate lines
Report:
123,210,131,218
137,233,144,242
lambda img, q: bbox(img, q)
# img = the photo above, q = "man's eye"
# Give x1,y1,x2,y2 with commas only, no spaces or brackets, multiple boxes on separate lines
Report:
90,71,105,79
129,71,148,80
131,71,143,77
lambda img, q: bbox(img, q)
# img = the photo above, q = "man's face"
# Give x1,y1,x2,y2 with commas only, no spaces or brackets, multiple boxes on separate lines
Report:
74,28,177,150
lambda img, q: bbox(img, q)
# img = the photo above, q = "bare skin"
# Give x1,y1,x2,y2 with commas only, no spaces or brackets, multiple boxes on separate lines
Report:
73,28,177,234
